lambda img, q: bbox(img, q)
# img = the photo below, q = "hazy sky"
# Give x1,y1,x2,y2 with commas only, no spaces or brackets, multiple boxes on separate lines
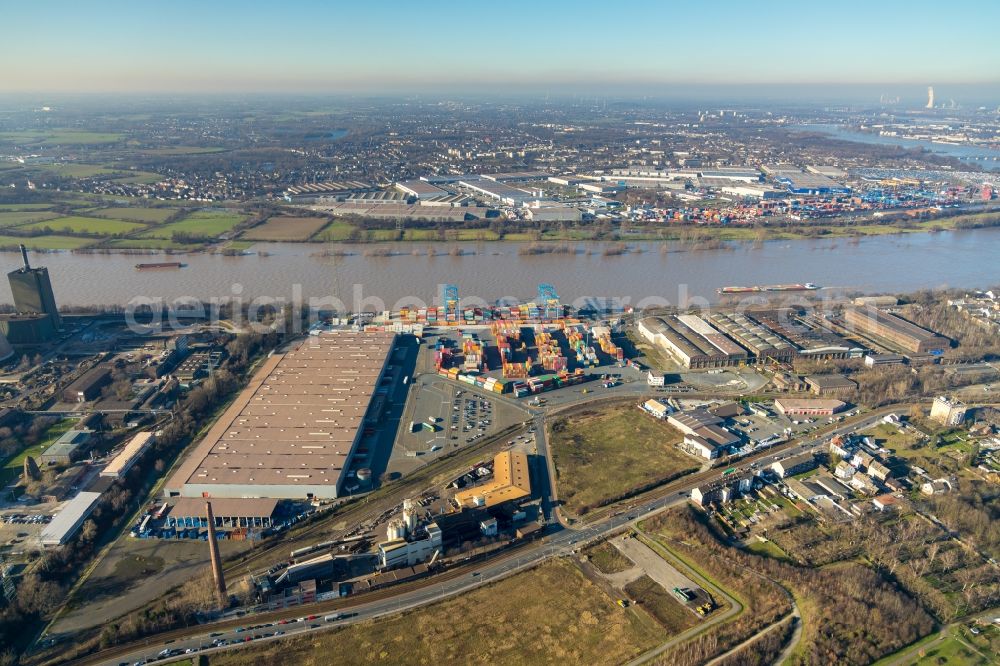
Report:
3,0,998,93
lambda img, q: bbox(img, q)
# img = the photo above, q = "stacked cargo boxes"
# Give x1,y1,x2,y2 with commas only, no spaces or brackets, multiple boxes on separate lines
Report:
592,325,625,362
535,328,568,372
462,333,484,373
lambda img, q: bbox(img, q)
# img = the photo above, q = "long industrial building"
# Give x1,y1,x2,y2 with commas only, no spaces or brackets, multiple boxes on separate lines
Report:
165,331,396,500
843,307,949,354
459,179,534,206
637,316,747,368
751,311,863,359
707,312,796,364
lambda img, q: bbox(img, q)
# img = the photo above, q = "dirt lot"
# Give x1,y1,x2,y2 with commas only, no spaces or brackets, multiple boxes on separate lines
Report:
50,537,252,635
205,558,662,666
549,402,697,516
242,216,329,241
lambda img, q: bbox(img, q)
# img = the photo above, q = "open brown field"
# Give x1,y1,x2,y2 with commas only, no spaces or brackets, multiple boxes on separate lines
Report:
205,559,661,666
549,402,697,516
242,216,329,241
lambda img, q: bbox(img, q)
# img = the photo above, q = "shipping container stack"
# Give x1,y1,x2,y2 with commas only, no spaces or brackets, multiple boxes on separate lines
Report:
535,327,568,373
461,332,484,374
594,328,625,362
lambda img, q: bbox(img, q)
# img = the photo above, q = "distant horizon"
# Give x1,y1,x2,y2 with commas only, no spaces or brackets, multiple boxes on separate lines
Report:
3,84,1000,109
2,0,998,97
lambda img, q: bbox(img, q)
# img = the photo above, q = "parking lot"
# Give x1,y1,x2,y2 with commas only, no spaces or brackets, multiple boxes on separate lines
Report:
1,508,55,551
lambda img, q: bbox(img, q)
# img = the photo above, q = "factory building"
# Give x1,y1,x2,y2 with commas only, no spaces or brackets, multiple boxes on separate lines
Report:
681,424,740,460
766,167,850,195
62,366,112,403
454,451,532,508
750,311,863,360
636,316,747,369
394,179,449,199
7,245,60,328
804,374,857,398
41,429,92,466
843,307,949,354
774,398,846,417
707,312,795,364
165,331,395,500
459,179,534,206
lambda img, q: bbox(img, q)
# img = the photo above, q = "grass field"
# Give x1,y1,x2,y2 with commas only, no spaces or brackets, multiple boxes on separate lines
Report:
91,207,176,223
37,164,119,179
313,219,355,241
139,146,226,155
105,238,191,250
141,211,246,239
0,130,121,145
109,170,161,185
745,538,792,562
242,216,329,241
0,204,54,212
623,575,699,634
0,211,60,227
0,419,76,487
205,559,661,666
0,234,93,250
21,216,145,235
549,403,697,516
584,541,635,574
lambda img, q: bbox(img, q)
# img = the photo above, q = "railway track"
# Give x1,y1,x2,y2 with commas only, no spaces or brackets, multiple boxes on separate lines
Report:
64,541,537,666
223,421,527,575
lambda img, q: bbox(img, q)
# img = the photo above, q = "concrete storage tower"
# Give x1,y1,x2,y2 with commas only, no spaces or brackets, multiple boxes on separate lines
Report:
402,498,418,533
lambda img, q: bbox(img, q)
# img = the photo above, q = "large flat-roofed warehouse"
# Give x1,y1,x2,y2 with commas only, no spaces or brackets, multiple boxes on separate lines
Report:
165,331,396,500
708,312,796,364
843,307,949,354
636,316,746,368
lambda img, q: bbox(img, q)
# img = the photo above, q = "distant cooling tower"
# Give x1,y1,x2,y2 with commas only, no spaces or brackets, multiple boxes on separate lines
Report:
926,86,935,109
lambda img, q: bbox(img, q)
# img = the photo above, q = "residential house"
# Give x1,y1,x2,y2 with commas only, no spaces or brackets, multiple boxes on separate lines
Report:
771,452,817,479
849,472,880,495
920,479,952,496
868,460,892,482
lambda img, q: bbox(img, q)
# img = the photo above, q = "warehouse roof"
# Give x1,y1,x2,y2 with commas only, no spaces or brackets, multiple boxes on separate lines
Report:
805,374,857,390
774,398,846,412
846,307,947,343
454,451,532,508
166,331,395,496
395,180,448,197
41,491,102,546
42,429,92,460
102,431,155,477
169,497,279,519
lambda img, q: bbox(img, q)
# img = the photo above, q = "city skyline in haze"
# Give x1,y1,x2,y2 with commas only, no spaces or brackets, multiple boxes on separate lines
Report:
2,0,999,96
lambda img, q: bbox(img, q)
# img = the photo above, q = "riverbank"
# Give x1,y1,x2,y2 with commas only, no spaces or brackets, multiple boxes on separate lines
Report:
1,207,997,254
